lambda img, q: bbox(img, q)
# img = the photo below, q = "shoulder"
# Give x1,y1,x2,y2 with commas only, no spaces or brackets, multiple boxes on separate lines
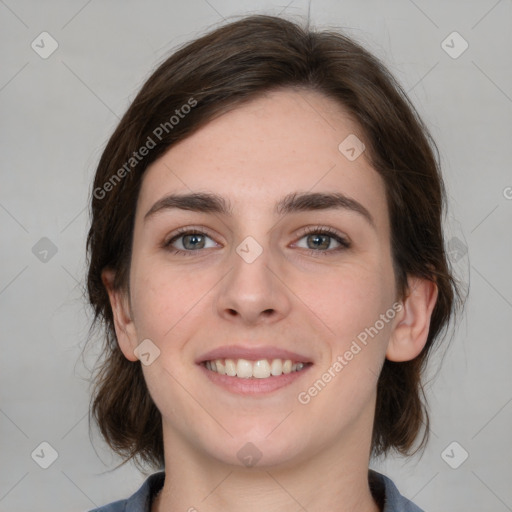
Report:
88,472,165,512
369,470,425,512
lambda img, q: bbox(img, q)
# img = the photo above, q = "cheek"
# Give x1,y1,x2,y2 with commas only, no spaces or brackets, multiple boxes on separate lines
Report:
295,267,394,429
129,259,213,346
302,263,395,402
298,261,395,351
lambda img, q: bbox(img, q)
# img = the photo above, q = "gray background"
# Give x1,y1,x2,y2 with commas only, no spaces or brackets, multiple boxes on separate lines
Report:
1,1,511,511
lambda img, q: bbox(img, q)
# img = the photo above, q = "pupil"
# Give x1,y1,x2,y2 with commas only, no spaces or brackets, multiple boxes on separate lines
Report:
309,234,328,250
185,234,203,249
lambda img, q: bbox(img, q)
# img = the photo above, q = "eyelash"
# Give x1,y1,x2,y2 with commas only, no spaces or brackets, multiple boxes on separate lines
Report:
163,225,351,257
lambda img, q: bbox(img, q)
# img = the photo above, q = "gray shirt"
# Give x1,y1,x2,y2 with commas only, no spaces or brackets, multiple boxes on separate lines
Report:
89,470,424,512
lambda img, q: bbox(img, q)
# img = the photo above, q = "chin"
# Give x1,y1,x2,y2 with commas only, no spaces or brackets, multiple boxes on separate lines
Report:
197,427,309,470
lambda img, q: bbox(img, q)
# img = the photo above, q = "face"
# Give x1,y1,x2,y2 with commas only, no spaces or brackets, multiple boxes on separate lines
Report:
109,88,407,469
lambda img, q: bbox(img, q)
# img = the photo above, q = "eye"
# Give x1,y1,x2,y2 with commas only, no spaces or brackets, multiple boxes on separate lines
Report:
162,225,351,257
163,227,218,255
293,226,351,256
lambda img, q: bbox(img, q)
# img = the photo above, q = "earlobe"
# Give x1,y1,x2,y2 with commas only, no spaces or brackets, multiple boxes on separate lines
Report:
101,268,139,362
386,276,438,362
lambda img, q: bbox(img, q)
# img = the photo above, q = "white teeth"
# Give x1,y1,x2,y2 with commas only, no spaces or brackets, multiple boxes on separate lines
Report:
253,359,271,379
270,359,282,376
204,358,308,378
236,359,253,378
225,359,236,376
215,360,225,375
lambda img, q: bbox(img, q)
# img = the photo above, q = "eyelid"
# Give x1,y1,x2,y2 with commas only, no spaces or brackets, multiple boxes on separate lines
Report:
292,225,351,247
162,225,220,247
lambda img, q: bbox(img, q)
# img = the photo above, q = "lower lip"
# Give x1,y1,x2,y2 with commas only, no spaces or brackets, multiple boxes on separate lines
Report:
198,364,312,395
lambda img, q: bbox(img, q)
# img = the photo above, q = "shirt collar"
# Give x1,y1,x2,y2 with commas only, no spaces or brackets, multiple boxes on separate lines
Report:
123,470,424,512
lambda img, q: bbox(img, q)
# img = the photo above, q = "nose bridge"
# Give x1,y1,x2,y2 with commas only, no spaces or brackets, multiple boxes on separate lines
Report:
214,227,291,323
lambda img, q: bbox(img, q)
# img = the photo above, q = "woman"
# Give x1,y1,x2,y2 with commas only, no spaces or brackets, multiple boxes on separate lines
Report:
86,14,462,512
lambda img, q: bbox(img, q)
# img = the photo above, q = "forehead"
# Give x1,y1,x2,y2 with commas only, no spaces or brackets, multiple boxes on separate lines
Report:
136,88,388,231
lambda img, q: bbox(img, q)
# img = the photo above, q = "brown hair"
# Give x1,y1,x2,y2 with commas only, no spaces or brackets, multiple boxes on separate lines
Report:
86,14,463,469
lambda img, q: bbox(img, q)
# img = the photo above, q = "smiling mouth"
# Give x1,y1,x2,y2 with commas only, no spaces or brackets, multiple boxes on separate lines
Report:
202,358,312,379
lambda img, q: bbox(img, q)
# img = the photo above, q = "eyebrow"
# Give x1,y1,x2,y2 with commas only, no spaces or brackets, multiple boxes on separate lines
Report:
143,191,375,228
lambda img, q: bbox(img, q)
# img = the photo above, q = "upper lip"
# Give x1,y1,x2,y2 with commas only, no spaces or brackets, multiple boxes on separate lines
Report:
196,345,313,364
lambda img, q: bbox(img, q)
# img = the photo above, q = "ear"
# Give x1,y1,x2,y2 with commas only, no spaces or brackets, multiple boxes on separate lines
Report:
101,268,138,362
386,276,438,362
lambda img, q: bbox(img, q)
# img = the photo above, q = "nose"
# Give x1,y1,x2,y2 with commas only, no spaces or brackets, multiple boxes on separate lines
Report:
214,239,292,326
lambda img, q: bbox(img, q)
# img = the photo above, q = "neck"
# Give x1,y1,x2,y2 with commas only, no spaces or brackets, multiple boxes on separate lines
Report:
152,420,380,512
